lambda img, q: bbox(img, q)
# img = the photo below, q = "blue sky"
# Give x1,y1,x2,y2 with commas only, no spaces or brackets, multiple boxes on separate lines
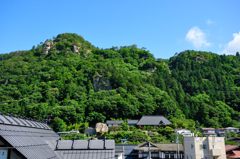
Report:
1,0,240,58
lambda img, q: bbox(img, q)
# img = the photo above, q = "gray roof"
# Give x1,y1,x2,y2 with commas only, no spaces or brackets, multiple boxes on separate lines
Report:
135,142,183,152
106,120,123,125
137,115,171,126
127,120,139,125
115,144,138,158
55,140,115,159
0,114,59,159
0,114,51,129
55,150,115,159
0,114,116,159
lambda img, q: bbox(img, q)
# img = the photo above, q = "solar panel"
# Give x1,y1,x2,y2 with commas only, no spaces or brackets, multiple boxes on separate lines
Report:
73,140,88,149
35,122,45,129
29,120,39,128
89,140,103,149
17,118,30,126
11,117,24,126
0,115,11,124
24,119,36,127
42,123,51,129
4,116,19,125
105,140,115,149
57,140,73,150
31,121,43,129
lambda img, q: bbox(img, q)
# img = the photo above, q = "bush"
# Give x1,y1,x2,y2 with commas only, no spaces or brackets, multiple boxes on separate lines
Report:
51,117,67,132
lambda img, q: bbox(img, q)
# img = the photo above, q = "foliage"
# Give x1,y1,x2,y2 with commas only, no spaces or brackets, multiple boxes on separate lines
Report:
51,117,67,132
62,133,87,140
0,33,240,133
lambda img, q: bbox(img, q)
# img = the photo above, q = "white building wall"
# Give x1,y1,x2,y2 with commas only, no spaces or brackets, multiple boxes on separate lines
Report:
184,137,226,159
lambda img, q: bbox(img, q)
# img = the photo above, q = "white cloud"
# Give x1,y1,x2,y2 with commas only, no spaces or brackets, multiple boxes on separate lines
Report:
185,27,210,49
223,32,240,54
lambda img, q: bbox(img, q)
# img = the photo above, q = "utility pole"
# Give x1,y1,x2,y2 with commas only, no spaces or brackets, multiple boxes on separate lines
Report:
176,133,179,159
121,139,127,159
148,141,151,159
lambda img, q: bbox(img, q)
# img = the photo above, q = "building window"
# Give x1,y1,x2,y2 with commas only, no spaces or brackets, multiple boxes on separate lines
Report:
203,144,207,149
165,153,170,159
0,150,8,159
200,144,207,149
170,153,174,159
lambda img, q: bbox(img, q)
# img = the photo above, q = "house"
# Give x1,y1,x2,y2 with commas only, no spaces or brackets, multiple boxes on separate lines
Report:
134,142,184,159
0,114,59,159
201,127,240,137
184,136,226,159
106,120,123,127
225,145,240,159
175,129,193,137
225,127,239,134
127,120,139,126
137,115,171,127
201,128,216,136
115,144,138,159
0,114,115,159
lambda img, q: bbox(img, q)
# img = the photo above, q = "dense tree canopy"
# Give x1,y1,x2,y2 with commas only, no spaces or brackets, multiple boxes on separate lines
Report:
0,33,240,130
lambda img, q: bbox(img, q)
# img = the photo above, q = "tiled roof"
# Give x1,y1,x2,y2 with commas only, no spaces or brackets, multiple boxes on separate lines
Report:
137,115,171,126
201,128,215,130
106,120,123,125
135,142,183,152
0,114,116,159
226,145,240,152
127,120,139,125
0,114,59,159
55,150,115,159
0,114,51,129
228,151,240,159
115,144,138,158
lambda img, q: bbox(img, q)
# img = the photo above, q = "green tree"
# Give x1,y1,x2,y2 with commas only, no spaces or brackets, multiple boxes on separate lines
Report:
51,117,67,132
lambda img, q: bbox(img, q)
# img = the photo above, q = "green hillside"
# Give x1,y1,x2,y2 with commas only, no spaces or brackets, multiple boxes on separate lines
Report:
1,33,240,130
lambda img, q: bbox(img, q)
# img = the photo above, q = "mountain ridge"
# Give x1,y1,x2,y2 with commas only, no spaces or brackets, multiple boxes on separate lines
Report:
1,33,240,131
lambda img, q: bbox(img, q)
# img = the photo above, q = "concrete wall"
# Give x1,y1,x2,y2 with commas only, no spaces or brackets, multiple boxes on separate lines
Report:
184,137,226,159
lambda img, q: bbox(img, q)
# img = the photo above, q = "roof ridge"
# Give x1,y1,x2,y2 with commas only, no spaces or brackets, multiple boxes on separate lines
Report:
0,114,51,130
142,115,164,117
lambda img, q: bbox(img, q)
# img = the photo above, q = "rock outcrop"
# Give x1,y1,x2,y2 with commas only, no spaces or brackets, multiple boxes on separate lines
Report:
72,44,80,53
43,41,53,55
93,73,112,91
95,123,108,134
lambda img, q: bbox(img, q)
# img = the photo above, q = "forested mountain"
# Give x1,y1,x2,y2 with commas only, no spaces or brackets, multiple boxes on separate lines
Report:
1,33,240,130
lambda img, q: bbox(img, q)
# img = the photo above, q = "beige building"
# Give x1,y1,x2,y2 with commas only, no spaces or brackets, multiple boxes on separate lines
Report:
184,137,226,159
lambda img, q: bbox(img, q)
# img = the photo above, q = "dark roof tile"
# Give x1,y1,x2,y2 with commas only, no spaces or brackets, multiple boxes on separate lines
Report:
137,115,171,126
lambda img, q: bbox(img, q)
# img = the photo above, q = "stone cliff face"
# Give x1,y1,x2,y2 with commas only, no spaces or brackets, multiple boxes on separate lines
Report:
93,73,112,91
72,44,80,53
41,33,93,56
43,41,53,55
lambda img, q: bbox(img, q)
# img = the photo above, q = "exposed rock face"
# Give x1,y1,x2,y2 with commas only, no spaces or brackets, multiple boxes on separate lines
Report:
95,123,108,134
43,41,53,55
72,44,80,53
93,73,112,91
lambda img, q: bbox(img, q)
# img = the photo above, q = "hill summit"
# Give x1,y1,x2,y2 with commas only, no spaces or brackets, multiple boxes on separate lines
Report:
35,33,94,56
